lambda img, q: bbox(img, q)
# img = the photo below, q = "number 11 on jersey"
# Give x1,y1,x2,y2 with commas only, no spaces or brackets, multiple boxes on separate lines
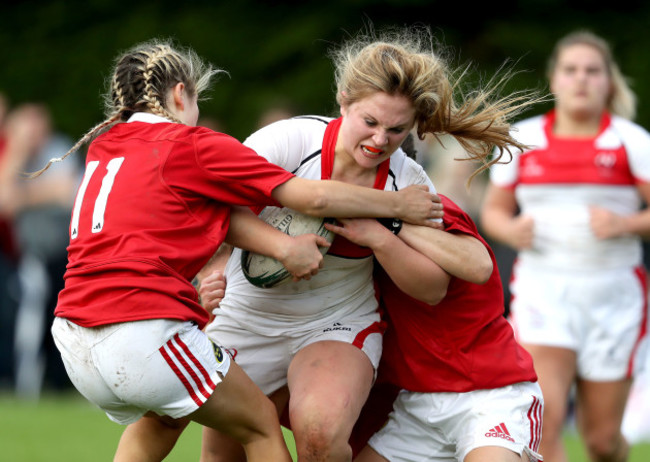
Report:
71,157,125,239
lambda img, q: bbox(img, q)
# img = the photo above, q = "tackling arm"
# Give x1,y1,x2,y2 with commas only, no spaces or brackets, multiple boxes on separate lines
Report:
271,177,443,227
398,224,492,285
325,218,450,305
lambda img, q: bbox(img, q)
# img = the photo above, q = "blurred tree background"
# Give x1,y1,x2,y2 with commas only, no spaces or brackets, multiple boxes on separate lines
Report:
1,0,649,143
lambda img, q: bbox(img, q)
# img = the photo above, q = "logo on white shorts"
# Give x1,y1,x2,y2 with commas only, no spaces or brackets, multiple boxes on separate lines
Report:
323,322,351,333
210,342,225,363
485,423,515,442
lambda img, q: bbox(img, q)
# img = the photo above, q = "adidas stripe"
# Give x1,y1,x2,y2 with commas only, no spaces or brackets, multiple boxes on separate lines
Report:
159,333,217,406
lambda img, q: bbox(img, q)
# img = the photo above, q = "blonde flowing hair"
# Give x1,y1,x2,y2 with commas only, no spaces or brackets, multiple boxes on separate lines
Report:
331,26,546,184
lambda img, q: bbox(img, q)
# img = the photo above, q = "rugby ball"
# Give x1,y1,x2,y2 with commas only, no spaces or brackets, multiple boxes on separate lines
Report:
241,207,336,288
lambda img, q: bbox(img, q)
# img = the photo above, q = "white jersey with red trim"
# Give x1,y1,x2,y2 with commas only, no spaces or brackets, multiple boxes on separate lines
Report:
490,111,650,270
216,116,436,335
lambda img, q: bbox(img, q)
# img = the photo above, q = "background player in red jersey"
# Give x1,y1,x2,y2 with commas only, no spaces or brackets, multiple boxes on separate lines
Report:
37,39,444,462
327,194,543,462
481,31,650,462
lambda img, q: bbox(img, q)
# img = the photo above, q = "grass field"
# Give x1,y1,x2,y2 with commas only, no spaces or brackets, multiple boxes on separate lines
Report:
2,391,649,461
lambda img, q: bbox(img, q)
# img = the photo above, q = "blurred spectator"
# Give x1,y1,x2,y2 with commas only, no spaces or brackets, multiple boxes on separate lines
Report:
0,103,81,399
198,116,224,132
0,91,22,390
256,101,297,129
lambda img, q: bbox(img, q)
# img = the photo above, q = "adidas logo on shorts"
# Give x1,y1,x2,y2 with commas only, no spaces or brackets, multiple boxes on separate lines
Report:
485,423,515,442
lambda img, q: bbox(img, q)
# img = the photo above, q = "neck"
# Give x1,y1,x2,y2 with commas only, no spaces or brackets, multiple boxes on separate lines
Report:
553,109,602,137
332,147,376,186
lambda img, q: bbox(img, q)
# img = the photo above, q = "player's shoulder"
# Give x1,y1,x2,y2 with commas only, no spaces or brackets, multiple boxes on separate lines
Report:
388,148,430,186
505,114,548,155
246,115,332,145
389,148,424,173
513,114,545,129
290,115,334,127
512,114,545,138
153,123,238,148
261,115,332,133
609,115,650,143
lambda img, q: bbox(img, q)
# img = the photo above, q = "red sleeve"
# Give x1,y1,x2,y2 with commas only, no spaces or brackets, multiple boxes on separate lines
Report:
439,194,480,238
168,128,295,207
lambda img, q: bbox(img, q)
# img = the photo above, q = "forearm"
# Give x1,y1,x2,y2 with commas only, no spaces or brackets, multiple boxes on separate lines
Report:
620,209,650,239
479,184,522,248
373,232,449,305
480,206,517,246
224,206,293,261
195,243,232,286
273,177,397,216
399,223,492,284
271,177,439,225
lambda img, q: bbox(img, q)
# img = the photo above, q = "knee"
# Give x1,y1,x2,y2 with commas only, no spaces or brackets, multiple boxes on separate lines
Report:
292,416,351,462
583,430,628,462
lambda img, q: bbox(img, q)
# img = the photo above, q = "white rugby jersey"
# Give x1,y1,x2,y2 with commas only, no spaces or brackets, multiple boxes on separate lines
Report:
217,116,435,334
490,111,650,270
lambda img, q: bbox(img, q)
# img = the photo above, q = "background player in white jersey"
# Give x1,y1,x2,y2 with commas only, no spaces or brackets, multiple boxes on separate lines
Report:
198,26,543,462
481,30,650,462
38,39,444,462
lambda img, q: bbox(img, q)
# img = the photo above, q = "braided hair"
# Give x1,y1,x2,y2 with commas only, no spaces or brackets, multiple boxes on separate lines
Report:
31,39,222,178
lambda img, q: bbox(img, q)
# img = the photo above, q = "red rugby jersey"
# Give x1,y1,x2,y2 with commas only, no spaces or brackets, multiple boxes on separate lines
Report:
55,116,293,329
376,195,537,392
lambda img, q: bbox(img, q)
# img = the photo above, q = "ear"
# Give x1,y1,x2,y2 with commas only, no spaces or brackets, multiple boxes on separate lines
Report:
172,82,186,111
339,91,348,117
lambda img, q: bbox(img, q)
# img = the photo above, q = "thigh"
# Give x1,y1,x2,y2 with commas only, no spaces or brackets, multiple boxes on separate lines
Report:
522,344,576,422
576,378,632,439
288,340,375,436
191,360,278,443
465,446,527,462
200,385,290,462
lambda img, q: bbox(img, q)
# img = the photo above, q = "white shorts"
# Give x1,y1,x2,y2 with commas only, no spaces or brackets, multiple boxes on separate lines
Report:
509,263,648,381
368,381,544,462
205,309,383,395
51,317,231,424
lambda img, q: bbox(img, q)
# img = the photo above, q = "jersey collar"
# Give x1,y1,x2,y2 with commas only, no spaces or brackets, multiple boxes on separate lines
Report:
544,109,611,139
127,112,173,124
321,117,390,189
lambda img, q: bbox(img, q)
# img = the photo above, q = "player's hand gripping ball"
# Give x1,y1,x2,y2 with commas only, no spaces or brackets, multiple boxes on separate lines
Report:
241,207,335,288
